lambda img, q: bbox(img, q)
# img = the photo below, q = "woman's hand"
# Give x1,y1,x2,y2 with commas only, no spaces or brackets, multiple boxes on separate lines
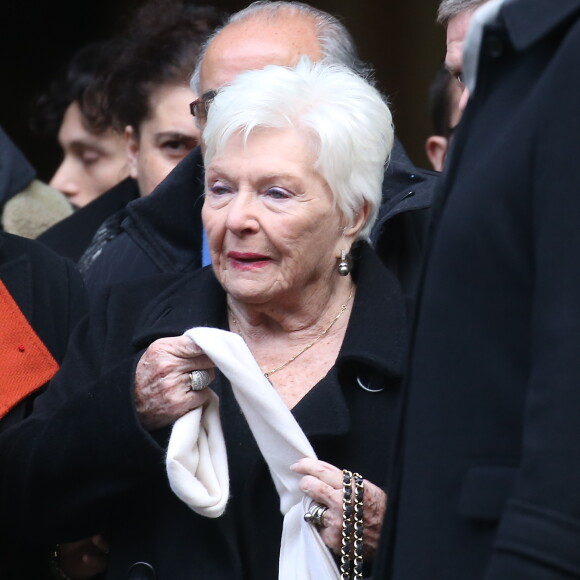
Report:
134,336,215,430
57,535,109,579
291,458,387,558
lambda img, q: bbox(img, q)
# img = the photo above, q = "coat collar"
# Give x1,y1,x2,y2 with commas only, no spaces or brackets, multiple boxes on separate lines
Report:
123,147,204,273
502,0,580,51
132,243,406,440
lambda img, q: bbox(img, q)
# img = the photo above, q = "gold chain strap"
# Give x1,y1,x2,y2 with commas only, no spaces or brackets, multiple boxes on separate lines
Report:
340,470,364,579
353,473,364,579
340,470,353,578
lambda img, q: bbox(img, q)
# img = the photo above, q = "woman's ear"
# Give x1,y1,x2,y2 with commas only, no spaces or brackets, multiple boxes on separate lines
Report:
124,126,139,179
342,201,371,241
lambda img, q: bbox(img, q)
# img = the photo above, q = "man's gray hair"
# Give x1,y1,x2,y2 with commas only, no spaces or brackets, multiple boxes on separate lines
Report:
191,1,373,93
437,0,490,25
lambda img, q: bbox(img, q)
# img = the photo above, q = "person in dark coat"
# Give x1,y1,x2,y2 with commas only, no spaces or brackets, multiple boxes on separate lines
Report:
0,230,88,578
38,0,223,268
374,0,580,578
0,58,406,580
83,0,438,311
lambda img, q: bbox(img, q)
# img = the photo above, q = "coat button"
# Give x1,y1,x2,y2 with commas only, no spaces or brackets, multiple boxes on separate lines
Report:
356,374,385,393
127,561,156,580
485,34,504,57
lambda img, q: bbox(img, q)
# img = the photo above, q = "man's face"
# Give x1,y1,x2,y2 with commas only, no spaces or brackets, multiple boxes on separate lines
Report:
195,13,323,132
445,9,477,114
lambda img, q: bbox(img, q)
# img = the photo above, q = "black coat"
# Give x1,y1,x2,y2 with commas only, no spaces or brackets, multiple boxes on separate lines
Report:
38,177,140,263
0,231,88,579
376,1,580,579
0,243,406,579
83,142,437,308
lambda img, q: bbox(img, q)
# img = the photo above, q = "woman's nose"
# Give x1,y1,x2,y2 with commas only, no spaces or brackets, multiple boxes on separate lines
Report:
225,192,259,234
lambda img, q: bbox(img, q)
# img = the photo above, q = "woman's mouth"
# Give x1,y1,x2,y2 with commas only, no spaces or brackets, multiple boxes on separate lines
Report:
227,252,271,270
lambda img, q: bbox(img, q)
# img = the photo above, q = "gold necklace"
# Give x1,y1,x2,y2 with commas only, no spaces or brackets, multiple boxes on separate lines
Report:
229,287,354,379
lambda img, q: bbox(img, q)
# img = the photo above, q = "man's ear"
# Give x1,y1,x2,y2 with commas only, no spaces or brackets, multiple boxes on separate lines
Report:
425,135,449,172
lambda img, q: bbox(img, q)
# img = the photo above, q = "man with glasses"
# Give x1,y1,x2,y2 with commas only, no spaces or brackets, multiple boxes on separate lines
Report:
83,0,438,312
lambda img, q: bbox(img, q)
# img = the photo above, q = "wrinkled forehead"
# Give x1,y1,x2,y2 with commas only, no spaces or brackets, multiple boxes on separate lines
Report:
199,17,323,94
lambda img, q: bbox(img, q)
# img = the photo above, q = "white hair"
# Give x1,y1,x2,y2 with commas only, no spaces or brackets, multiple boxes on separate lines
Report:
203,57,393,241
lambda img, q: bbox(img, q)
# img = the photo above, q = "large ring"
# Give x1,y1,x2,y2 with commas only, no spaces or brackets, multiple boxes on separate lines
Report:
304,503,329,527
189,369,211,391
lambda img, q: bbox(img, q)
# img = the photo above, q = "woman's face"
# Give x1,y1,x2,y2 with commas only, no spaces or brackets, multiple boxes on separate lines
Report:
126,84,201,197
50,101,128,208
203,127,354,306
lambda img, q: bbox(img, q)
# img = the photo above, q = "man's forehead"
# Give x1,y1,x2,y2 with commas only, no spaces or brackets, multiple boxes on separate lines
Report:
200,16,322,93
445,10,476,71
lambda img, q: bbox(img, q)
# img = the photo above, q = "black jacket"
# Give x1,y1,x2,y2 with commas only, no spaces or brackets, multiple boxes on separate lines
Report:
376,1,580,579
0,243,406,579
0,231,88,579
38,177,140,263
83,142,437,307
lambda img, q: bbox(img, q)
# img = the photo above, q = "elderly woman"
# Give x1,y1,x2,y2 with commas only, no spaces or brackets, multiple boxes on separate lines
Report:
0,59,405,579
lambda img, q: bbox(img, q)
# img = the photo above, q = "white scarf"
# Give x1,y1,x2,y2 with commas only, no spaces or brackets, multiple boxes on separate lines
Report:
166,326,340,579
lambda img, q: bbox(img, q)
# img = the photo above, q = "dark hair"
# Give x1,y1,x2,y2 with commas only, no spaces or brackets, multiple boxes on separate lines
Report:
96,0,225,135
428,65,456,138
31,38,124,138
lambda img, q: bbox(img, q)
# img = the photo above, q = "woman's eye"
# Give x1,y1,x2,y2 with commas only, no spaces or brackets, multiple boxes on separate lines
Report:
265,187,290,200
210,183,232,195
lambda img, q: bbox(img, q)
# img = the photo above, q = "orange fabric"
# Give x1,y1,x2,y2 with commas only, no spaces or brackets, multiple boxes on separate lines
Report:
0,280,59,418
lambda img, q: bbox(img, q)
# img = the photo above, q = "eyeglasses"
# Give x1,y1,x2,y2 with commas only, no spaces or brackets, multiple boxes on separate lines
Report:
189,90,218,124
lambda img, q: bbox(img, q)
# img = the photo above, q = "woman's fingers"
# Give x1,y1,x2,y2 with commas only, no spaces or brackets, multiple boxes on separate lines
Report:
291,457,343,487
134,336,215,430
291,458,387,557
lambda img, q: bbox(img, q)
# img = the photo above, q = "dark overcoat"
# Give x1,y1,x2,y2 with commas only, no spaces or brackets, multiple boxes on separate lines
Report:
0,243,406,579
376,1,580,579
0,231,87,579
38,177,140,263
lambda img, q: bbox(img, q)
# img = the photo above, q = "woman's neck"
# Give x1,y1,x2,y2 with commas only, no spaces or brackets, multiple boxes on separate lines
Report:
227,276,356,408
227,276,355,341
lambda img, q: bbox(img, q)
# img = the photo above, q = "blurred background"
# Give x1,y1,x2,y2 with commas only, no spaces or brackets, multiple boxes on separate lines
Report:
1,0,444,181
